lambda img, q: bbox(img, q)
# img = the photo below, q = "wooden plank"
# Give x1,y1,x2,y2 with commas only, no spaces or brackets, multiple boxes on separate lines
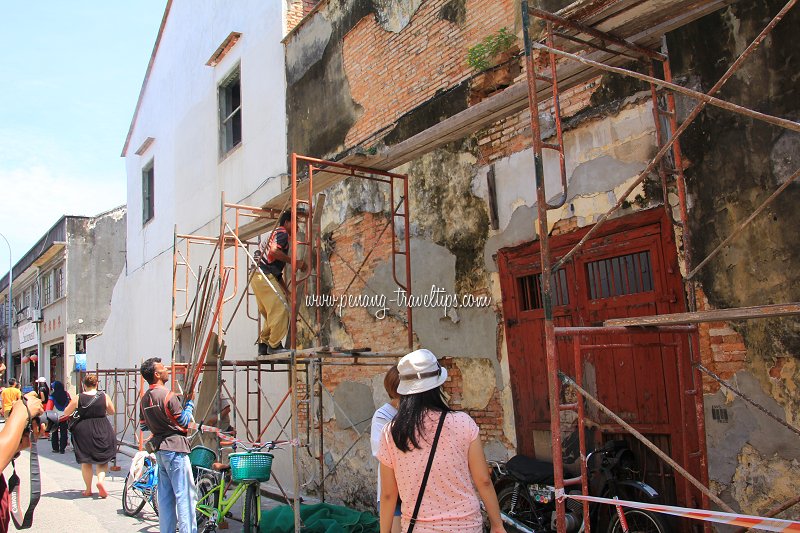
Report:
191,334,221,450
604,303,800,326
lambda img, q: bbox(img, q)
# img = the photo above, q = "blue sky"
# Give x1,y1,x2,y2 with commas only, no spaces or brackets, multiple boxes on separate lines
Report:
0,1,166,271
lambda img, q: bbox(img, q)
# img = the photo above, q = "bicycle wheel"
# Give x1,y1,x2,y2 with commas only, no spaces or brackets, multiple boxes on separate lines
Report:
607,508,669,533
196,474,219,531
243,483,261,533
122,473,147,517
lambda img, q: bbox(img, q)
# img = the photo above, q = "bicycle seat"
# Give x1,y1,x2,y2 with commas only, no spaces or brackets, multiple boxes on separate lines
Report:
212,462,231,472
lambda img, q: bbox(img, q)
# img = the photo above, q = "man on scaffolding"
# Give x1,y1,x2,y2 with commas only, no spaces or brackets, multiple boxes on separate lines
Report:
252,210,307,355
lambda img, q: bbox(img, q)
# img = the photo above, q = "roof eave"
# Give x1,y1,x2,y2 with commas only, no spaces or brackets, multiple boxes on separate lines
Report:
121,0,174,158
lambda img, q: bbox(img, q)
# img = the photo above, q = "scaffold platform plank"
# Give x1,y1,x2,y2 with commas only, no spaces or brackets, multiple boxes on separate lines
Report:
604,303,800,326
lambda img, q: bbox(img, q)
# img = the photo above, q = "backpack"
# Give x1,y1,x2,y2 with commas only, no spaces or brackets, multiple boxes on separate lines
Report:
265,227,288,264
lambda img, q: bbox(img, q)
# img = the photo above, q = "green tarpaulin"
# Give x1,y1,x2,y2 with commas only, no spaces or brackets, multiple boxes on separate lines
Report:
260,502,380,533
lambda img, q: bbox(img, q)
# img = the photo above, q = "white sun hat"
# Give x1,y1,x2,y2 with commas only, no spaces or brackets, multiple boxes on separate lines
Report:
396,349,448,395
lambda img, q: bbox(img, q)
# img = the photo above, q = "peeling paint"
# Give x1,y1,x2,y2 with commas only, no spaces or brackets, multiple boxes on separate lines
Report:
731,443,800,515
373,0,425,33
454,358,495,409
285,13,333,85
704,371,800,507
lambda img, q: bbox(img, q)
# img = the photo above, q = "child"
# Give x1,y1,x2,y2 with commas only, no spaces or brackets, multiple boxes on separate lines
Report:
370,366,401,533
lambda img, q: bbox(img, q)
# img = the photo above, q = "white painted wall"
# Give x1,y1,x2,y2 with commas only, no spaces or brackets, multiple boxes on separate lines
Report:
89,0,288,369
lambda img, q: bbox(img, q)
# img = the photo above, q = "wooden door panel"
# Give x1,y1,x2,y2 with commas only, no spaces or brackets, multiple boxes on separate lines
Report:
499,209,700,508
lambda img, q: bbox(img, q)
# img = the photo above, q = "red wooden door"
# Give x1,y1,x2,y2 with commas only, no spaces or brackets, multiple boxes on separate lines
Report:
498,248,577,455
498,209,699,507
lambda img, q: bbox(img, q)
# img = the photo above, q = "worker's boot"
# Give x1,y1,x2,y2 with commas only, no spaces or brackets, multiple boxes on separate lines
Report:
267,343,285,355
257,343,268,355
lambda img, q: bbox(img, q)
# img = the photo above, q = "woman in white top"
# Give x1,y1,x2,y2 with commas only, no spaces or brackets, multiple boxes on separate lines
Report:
371,366,402,533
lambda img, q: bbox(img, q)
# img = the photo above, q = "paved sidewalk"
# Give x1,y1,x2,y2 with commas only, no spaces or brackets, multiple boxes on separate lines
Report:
2,430,297,531
4,443,160,532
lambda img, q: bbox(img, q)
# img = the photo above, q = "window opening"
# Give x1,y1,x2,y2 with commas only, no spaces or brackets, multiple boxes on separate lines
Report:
54,265,64,300
42,272,52,306
142,161,155,224
586,250,653,300
219,66,242,155
517,268,569,310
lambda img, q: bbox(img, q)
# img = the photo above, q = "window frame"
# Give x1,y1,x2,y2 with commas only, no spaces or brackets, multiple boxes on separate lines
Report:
42,270,52,307
54,265,65,300
218,65,242,157
22,287,31,318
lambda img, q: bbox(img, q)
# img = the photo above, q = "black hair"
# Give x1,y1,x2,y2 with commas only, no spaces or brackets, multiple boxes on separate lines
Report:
8,378,16,386
140,357,162,385
279,210,292,227
390,386,452,453
51,380,69,407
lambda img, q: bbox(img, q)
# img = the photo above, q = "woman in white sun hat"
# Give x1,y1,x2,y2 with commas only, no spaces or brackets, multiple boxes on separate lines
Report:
376,349,504,533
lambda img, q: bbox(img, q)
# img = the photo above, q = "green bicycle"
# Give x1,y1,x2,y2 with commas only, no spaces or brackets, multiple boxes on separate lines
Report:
194,441,279,533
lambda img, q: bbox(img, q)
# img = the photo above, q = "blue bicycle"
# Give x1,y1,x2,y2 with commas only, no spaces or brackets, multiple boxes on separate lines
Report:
122,452,160,517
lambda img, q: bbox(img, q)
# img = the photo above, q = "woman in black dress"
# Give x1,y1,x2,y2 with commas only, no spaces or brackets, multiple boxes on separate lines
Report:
63,374,116,498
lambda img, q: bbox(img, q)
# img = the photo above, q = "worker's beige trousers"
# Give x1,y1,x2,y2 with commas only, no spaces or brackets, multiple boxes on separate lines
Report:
250,272,288,348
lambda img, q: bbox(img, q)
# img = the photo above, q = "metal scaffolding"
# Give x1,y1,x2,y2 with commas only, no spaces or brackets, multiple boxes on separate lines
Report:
164,154,413,529
86,2,800,532
520,1,800,532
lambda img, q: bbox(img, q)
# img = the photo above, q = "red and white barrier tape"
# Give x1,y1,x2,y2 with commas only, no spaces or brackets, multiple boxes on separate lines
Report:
567,494,800,533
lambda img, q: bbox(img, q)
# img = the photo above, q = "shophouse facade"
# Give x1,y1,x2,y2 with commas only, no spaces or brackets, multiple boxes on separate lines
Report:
0,207,126,390
85,0,800,518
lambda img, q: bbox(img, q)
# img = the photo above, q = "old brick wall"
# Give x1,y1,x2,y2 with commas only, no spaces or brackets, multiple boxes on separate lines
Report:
341,0,515,148
286,0,519,158
285,0,320,33
285,0,800,516
476,78,601,163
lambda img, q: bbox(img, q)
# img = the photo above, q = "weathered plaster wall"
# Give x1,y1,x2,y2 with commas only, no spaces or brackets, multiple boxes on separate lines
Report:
667,0,800,513
704,371,800,514
478,100,657,270
286,0,671,510
65,207,126,334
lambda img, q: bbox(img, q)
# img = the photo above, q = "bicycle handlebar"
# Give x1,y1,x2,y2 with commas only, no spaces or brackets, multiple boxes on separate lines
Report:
222,440,288,453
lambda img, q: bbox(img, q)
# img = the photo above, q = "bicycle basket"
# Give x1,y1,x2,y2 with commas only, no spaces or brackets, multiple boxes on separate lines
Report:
189,446,217,470
229,452,273,482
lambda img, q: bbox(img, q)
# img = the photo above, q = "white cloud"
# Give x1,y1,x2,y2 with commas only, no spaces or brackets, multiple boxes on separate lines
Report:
0,164,124,262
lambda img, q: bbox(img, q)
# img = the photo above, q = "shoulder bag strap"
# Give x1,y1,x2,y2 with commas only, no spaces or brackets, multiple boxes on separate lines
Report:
77,393,101,416
8,397,41,529
408,411,448,533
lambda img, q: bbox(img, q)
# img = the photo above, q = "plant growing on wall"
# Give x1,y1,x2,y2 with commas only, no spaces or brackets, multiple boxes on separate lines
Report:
467,27,518,71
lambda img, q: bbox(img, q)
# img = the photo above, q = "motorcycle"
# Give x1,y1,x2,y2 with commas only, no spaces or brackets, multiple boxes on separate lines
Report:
488,440,669,533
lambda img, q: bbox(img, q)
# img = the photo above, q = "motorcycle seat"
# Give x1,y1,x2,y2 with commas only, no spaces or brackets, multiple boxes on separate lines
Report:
505,455,565,485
